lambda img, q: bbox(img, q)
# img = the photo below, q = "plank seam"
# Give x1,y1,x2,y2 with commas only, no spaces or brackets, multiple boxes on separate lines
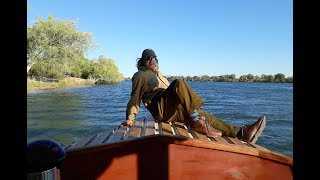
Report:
102,128,116,143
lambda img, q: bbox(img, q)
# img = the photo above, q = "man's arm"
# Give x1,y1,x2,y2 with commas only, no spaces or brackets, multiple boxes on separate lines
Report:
124,73,145,126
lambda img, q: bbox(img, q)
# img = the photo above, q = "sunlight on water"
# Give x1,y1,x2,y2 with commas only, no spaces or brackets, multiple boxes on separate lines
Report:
27,81,293,156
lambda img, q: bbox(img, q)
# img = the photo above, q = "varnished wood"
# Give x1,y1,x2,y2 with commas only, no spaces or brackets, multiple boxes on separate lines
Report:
62,115,293,180
89,130,114,146
174,122,192,138
247,142,271,151
66,134,97,149
192,131,211,141
224,136,247,146
160,122,174,136
65,115,287,154
125,120,144,140
211,135,229,143
61,135,292,180
65,134,292,166
144,121,155,136
168,143,292,180
105,126,128,144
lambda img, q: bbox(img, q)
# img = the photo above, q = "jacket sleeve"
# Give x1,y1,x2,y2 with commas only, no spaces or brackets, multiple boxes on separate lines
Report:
126,73,145,121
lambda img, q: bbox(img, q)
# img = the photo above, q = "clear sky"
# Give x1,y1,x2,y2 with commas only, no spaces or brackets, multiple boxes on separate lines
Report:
27,0,293,78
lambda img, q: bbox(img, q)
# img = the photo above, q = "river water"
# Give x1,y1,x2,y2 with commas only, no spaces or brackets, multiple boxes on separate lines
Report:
27,80,293,157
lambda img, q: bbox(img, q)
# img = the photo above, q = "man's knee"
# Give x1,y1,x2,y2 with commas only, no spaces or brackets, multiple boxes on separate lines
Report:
174,78,185,85
171,79,186,90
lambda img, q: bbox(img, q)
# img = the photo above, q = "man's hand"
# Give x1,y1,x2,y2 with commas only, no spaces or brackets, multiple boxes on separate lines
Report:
120,119,134,127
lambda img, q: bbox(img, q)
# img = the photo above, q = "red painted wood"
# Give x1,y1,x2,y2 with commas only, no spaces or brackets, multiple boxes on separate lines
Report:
60,136,292,180
168,144,292,180
60,137,169,180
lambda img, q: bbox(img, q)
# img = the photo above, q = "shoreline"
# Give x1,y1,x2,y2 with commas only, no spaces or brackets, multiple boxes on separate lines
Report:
27,77,97,93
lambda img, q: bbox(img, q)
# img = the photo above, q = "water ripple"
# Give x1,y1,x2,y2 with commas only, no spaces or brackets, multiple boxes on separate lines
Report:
28,81,292,156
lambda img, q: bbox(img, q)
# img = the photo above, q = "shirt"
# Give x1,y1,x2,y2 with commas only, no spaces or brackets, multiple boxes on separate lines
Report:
126,69,170,121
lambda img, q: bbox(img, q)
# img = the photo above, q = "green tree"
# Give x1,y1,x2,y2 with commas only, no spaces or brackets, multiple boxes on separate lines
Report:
261,74,269,82
239,75,247,82
90,55,124,83
286,76,293,83
274,73,286,83
247,73,254,82
27,16,96,78
267,75,274,82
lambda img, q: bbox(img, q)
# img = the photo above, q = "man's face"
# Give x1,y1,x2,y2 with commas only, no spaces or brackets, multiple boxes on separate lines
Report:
146,57,159,73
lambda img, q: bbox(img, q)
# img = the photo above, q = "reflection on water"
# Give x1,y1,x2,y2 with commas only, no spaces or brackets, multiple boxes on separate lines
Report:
28,90,86,144
27,81,293,157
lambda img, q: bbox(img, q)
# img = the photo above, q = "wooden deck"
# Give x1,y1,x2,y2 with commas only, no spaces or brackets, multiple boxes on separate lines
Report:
63,115,292,165
60,115,293,179
64,115,264,150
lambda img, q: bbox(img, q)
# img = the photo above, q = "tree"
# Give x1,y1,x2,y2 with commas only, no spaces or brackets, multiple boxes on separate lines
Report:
274,73,286,83
247,73,254,82
90,55,124,83
27,16,97,78
239,75,247,82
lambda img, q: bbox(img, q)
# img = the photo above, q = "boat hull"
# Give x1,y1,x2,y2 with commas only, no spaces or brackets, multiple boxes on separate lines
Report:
60,135,292,180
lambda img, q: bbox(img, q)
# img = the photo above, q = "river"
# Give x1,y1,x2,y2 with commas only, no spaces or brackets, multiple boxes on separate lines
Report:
27,80,293,157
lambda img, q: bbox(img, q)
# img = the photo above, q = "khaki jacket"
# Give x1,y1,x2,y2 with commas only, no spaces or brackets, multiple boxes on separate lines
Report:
126,69,170,121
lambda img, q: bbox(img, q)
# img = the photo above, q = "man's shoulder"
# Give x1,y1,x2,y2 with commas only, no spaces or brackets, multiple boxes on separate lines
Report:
133,70,144,77
132,70,148,81
133,70,158,77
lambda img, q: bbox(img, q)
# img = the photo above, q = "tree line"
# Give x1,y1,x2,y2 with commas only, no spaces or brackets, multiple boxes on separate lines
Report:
27,16,124,84
165,73,292,83
125,73,293,83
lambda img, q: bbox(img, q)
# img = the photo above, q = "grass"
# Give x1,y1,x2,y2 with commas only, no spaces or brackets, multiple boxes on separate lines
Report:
27,77,96,92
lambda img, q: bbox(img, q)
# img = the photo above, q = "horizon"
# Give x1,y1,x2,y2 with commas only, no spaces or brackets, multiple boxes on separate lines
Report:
123,73,292,79
27,0,293,78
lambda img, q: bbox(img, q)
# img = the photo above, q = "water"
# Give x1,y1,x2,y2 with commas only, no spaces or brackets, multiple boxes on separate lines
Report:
27,81,293,157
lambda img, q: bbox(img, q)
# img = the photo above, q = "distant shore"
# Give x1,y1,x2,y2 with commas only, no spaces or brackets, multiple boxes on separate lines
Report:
27,77,96,92
28,74,292,93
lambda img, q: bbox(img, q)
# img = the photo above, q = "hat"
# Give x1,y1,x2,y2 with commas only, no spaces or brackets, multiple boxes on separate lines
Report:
142,49,156,58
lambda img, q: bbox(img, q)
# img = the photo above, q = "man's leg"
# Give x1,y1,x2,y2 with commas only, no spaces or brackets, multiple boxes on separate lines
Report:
197,109,240,137
198,109,267,143
149,79,222,137
150,79,203,122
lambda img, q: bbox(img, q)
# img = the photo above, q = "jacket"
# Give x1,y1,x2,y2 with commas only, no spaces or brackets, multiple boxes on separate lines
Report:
126,69,170,121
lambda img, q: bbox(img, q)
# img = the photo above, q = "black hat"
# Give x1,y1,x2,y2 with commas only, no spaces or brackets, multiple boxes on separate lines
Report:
142,49,156,58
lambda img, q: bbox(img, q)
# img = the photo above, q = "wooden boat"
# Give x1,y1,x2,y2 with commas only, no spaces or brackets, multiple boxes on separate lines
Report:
58,115,293,180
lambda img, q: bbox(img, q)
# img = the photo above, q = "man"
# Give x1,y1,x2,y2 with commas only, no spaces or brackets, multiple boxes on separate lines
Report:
122,48,266,144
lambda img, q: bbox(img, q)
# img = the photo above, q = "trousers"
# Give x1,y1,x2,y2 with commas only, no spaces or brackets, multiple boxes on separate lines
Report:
148,79,240,137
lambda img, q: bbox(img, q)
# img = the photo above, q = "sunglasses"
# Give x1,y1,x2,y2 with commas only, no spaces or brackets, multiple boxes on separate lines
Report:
148,56,158,61
147,56,158,64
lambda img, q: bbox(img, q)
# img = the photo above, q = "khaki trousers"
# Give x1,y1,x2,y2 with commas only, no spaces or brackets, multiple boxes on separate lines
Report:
148,79,241,137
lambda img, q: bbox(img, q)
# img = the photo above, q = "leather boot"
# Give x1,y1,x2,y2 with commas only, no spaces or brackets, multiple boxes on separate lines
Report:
189,119,222,137
240,116,266,144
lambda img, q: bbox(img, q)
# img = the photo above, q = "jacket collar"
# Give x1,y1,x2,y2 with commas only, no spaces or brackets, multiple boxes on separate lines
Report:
137,66,147,71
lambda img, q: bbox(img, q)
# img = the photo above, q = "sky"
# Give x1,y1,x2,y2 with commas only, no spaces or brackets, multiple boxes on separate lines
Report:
27,0,293,78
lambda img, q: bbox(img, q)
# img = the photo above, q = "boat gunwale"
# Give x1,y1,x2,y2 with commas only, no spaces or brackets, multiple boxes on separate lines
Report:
65,134,293,166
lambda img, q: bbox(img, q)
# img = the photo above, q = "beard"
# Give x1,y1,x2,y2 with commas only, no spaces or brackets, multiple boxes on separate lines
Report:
147,62,159,74
151,65,159,73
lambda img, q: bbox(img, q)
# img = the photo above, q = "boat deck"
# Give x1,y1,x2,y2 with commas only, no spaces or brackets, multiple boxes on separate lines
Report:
64,115,269,152
61,115,293,179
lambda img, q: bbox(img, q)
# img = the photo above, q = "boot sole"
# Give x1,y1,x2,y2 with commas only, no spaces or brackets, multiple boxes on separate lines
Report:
250,116,266,144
